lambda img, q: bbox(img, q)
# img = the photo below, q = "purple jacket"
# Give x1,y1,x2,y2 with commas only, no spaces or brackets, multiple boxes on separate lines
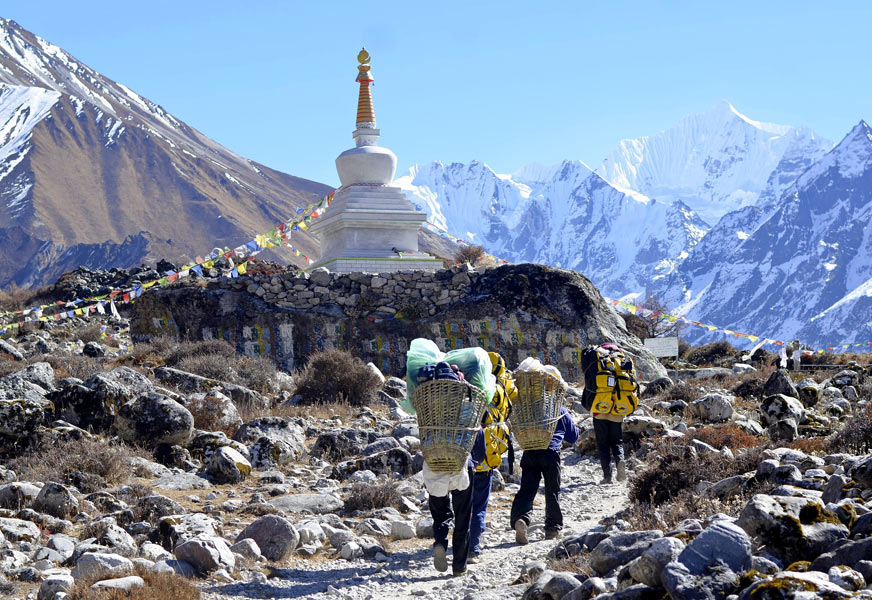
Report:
548,408,579,451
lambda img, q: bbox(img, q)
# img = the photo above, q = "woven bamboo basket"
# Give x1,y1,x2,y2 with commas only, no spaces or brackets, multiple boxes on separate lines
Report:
412,379,489,472
510,370,567,450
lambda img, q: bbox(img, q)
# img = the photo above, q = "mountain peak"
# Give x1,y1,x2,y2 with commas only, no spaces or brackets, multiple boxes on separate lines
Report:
706,101,791,136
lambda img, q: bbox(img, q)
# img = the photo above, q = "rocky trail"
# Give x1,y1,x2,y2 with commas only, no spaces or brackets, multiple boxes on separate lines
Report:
202,452,628,600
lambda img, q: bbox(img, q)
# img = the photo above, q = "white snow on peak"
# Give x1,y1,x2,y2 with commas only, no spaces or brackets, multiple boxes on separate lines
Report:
0,83,60,181
797,121,872,185
596,102,832,224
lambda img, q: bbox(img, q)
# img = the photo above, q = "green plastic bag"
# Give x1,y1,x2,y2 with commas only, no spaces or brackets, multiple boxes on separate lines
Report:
403,338,496,414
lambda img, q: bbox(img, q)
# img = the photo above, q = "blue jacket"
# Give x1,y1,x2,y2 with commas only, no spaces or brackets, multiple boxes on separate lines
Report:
548,408,579,452
468,429,486,469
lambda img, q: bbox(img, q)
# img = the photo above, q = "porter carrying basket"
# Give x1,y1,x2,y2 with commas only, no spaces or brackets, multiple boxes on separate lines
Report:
510,370,567,450
412,379,489,472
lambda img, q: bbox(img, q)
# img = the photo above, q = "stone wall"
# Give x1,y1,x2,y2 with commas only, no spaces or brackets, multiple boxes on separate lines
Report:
130,264,667,381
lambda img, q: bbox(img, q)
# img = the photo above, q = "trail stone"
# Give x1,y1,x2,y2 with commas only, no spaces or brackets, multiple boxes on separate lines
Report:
235,515,299,561
174,536,235,573
90,575,145,591
269,493,343,514
590,530,663,576
678,521,751,575
627,536,684,587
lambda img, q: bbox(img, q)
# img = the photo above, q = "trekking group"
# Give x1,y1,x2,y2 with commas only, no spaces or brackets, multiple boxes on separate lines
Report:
405,342,640,577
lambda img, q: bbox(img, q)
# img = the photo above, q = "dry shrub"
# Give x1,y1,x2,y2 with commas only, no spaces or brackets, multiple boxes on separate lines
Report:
689,425,761,450
825,406,872,454
622,491,737,532
164,340,238,366
0,284,56,312
630,438,746,506
32,352,104,380
683,341,740,367
55,323,104,343
454,244,486,266
0,356,22,378
294,349,382,406
68,564,200,600
548,551,593,577
343,481,406,514
788,438,828,455
659,381,701,404
6,436,143,493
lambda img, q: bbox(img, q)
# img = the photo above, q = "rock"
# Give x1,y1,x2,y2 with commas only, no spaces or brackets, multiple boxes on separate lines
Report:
689,392,734,423
809,537,872,572
852,454,872,488
185,390,242,432
93,521,137,557
235,515,299,561
383,377,407,400
562,577,610,600
310,429,374,462
90,575,145,591
769,418,798,443
48,373,139,432
332,447,416,480
38,573,74,600
71,552,133,580
0,517,41,542
590,530,663,576
0,482,41,510
4,362,56,392
390,520,416,540
704,473,754,499
736,494,848,564
233,417,306,465
83,342,106,357
828,565,865,591
759,394,806,428
205,446,251,484
32,482,78,519
542,571,583,599
622,416,666,436
662,560,739,600
229,538,262,561
153,472,213,491
0,398,50,446
821,474,847,504
140,542,172,562
737,571,852,600
627,536,684,587
366,362,385,384
269,493,343,514
362,437,401,456
797,382,820,407
0,339,24,361
152,513,221,550
174,536,235,573
678,521,751,575
356,518,392,537
115,393,194,447
416,516,434,538
763,369,799,398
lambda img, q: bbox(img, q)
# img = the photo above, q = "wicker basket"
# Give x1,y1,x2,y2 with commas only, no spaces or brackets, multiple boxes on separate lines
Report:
510,370,567,450
412,379,489,472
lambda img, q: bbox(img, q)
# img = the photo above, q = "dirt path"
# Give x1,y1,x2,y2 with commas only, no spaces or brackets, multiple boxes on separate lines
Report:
203,452,629,600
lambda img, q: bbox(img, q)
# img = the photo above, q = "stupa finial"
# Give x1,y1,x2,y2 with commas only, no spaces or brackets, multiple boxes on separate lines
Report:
355,47,375,129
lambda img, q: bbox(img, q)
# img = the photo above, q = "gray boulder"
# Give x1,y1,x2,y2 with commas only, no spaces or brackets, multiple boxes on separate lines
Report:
236,515,299,561
763,369,799,399
174,535,235,573
689,392,734,423
0,516,41,542
233,417,306,466
852,454,872,488
115,393,194,447
590,530,663,575
38,573,74,600
71,552,133,580
184,390,242,432
269,493,343,514
0,482,41,510
768,418,798,442
332,447,416,480
152,513,221,550
677,521,751,575
90,575,146,592
736,571,852,600
205,446,251,484
759,394,806,427
662,560,739,600
627,536,684,587
809,537,872,572
32,482,78,519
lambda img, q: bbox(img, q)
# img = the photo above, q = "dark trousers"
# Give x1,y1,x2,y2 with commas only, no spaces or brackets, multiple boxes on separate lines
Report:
428,466,474,572
469,470,493,555
593,418,624,478
510,449,563,532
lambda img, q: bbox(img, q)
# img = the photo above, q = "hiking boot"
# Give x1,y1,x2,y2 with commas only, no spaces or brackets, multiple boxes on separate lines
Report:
514,520,529,545
599,475,613,485
467,553,480,564
544,529,560,540
616,460,627,482
433,543,448,572
453,568,467,577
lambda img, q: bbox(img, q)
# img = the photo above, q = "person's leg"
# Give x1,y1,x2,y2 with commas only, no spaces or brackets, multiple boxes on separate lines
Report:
542,450,563,535
469,470,493,557
510,451,542,528
610,421,627,481
592,418,613,481
428,493,452,572
450,467,474,574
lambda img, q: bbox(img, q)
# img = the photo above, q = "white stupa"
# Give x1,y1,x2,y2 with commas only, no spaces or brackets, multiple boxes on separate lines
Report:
309,48,440,273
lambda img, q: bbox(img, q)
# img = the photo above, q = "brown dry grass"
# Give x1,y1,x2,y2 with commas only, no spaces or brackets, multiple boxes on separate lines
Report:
0,284,57,312
343,481,407,514
294,349,383,406
689,424,762,450
621,491,743,532
54,323,104,343
30,352,105,380
548,552,593,577
682,341,741,367
6,436,147,493
67,564,200,600
825,405,872,454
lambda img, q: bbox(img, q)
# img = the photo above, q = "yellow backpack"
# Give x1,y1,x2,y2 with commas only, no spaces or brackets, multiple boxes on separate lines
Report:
583,345,639,417
476,352,515,472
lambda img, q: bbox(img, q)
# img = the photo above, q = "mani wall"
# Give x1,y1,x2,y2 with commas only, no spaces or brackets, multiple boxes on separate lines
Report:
129,263,666,381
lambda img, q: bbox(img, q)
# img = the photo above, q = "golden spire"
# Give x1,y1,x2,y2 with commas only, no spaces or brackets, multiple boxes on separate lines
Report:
355,47,375,127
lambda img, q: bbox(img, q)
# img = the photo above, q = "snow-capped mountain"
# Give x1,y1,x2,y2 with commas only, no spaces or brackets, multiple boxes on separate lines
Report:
0,17,332,287
396,160,708,296
656,121,872,346
597,102,832,225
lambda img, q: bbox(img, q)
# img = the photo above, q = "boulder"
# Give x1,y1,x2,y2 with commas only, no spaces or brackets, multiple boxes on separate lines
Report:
174,536,235,573
589,530,663,576
688,392,734,423
235,515,299,561
152,513,221,550
115,393,194,447
205,446,251,484
48,373,139,432
677,521,751,575
0,398,50,446
233,417,306,466
332,447,416,480
736,571,852,600
736,494,848,564
0,517,41,542
763,369,799,399
83,342,106,357
32,482,79,519
269,493,343,514
759,394,806,427
662,560,740,600
184,390,242,432
71,552,133,580
229,538,262,561
627,536,684,587
852,454,872,488
90,575,145,592
809,537,872,572
0,482,41,510
38,573,74,600
768,418,798,443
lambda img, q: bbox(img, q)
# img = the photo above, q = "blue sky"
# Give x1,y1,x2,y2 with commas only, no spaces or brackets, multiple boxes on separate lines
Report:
4,1,870,187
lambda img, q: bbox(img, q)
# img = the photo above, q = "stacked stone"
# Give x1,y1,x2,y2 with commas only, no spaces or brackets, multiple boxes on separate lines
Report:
232,266,478,317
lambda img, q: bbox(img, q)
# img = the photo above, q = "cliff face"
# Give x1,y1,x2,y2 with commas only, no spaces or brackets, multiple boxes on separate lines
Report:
130,263,666,381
